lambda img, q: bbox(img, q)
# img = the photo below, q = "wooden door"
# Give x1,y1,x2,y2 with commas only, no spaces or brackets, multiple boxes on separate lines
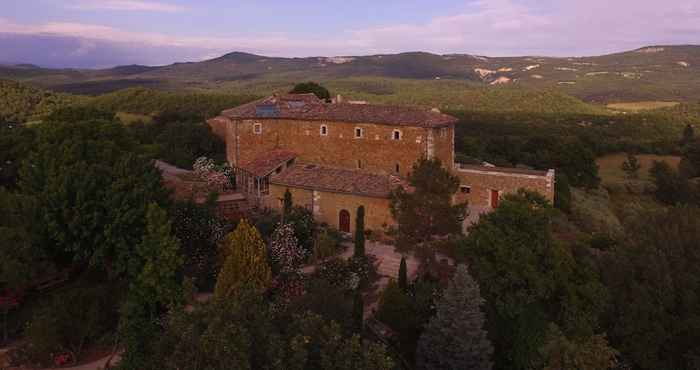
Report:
490,190,500,208
339,210,351,233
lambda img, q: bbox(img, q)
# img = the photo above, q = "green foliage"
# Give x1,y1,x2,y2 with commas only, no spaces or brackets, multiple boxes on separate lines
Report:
390,158,466,248
679,139,700,178
145,121,226,169
45,106,115,124
132,204,183,308
311,228,342,262
215,219,272,298
17,119,170,277
621,153,642,178
569,188,624,238
680,124,695,148
0,79,84,123
0,189,44,289
416,265,493,370
24,281,119,366
458,190,608,369
354,206,366,258
84,87,256,120
0,122,35,188
540,324,618,370
171,198,224,290
554,173,572,213
290,82,331,100
377,280,419,348
601,206,700,370
650,161,697,205
398,257,408,291
287,206,316,255
142,287,393,370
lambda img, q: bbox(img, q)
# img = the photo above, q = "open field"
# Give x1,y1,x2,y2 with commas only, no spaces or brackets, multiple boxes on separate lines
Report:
606,101,680,112
597,153,681,184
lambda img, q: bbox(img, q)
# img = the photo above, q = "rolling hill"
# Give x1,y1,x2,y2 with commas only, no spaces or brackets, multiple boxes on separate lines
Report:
1,45,699,108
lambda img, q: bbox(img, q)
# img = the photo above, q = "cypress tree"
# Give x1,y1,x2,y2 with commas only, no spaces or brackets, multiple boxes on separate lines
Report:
354,206,366,258
416,264,493,370
353,290,364,333
398,256,408,291
283,188,293,218
214,219,272,299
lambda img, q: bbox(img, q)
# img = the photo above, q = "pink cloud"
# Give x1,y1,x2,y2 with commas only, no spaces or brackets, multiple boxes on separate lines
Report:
68,0,186,13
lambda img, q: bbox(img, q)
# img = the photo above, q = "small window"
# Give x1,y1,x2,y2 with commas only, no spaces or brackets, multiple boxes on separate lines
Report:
254,123,262,134
439,127,448,138
460,185,471,194
355,127,364,138
392,130,402,140
320,125,328,136
395,163,400,174
356,159,363,169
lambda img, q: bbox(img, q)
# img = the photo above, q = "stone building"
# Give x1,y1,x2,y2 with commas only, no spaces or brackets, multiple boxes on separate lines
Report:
208,93,554,234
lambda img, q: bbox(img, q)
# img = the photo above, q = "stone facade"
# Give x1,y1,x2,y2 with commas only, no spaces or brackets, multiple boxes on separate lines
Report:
263,184,394,234
209,116,453,178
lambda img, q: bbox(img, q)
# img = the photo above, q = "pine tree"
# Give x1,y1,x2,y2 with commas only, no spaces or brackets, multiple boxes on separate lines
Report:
215,219,271,298
398,256,408,291
416,264,493,370
354,206,366,258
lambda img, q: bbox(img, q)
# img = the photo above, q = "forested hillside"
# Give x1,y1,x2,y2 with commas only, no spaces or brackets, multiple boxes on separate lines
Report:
0,79,84,123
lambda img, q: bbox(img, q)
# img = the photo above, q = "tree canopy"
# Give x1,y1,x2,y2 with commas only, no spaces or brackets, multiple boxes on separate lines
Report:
290,82,331,101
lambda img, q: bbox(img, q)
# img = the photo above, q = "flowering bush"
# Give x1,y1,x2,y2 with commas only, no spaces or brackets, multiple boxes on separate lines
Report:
270,223,307,272
193,156,234,192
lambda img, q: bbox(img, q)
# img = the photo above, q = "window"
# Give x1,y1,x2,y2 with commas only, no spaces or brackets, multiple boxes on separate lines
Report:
355,127,364,138
460,185,471,194
395,163,400,174
439,127,448,138
254,123,262,134
356,159,363,169
392,130,402,140
320,125,328,136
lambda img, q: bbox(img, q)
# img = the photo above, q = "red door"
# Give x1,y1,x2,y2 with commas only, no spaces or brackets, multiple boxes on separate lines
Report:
339,210,351,233
490,190,500,208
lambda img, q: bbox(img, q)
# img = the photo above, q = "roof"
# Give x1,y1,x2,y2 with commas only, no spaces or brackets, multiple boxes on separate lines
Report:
221,94,458,128
455,163,551,177
239,149,297,177
270,162,406,198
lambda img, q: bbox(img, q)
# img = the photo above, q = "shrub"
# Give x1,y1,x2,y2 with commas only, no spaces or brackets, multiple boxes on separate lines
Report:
24,283,118,366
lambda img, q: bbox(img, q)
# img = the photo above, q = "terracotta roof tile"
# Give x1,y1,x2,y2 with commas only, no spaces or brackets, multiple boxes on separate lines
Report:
239,149,297,177
221,94,458,128
271,162,405,198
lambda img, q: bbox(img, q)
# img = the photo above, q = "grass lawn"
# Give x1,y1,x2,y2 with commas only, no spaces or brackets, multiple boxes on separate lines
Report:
606,101,680,112
116,111,153,125
597,153,681,185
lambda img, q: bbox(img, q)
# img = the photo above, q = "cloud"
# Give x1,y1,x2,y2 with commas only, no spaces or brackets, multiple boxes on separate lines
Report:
68,0,186,13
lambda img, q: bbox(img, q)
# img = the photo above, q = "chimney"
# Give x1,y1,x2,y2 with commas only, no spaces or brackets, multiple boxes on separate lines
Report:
431,107,441,113
335,94,343,104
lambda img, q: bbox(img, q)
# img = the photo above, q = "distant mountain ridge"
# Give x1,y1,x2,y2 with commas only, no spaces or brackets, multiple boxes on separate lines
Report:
1,45,699,103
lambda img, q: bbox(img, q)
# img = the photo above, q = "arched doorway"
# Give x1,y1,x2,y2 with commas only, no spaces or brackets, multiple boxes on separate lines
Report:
339,209,351,233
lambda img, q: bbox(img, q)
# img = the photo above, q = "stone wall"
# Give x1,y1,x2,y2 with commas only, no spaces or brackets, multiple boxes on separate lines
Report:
453,166,555,208
208,116,451,178
263,184,394,234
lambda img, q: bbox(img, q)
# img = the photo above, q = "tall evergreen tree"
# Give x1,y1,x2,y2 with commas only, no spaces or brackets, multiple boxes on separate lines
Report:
353,290,364,334
416,264,493,370
398,256,408,291
681,124,695,147
215,219,272,298
283,188,293,218
354,206,366,258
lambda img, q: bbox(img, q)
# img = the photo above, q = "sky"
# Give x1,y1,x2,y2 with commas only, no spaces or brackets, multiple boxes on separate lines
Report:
1,0,699,68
